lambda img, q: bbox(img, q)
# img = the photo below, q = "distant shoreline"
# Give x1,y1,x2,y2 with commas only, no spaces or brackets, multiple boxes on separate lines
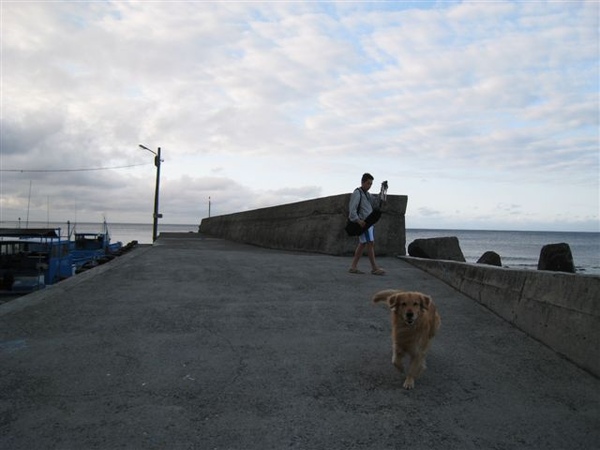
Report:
2,221,598,275
1,220,598,234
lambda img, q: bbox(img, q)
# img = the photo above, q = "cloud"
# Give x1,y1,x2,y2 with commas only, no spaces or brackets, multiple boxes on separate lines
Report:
1,1,597,231
417,206,442,218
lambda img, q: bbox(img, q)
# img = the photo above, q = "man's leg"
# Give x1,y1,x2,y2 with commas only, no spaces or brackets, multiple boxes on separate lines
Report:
366,242,377,271
350,242,366,270
367,243,385,274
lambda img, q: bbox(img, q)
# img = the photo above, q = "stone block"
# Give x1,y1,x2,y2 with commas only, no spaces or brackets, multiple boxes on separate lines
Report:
477,251,502,267
407,237,466,262
538,243,575,273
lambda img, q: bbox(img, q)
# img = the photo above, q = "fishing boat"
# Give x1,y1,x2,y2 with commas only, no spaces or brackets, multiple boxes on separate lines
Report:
0,228,74,294
69,221,123,271
0,221,124,296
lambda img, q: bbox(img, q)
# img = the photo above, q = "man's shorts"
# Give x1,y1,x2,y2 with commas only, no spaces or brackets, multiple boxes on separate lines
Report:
359,226,374,244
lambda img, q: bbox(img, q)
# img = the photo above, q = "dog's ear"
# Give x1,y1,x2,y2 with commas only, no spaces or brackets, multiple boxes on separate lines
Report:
419,294,432,311
388,295,400,311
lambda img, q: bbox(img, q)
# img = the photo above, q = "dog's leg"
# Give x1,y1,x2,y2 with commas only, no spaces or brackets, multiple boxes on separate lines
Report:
403,354,425,390
392,352,405,373
392,340,405,373
418,344,432,376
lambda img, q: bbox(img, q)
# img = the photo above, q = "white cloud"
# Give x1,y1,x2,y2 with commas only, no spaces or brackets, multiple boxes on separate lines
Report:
1,1,597,232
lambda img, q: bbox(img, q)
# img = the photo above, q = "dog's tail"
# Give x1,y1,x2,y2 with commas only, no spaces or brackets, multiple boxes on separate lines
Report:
371,289,400,305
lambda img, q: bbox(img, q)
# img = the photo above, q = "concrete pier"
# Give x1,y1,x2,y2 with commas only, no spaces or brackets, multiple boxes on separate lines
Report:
1,234,598,449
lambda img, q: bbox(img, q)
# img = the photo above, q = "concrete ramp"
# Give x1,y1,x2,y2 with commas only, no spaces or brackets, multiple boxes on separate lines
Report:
1,236,598,449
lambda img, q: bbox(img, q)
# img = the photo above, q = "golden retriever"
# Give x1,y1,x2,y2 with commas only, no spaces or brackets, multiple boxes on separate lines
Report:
372,289,441,389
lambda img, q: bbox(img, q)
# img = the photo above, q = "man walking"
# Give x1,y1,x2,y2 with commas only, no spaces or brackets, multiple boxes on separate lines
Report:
348,173,386,275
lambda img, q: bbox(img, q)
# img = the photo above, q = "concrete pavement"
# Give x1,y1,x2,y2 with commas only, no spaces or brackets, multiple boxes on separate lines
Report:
1,234,598,449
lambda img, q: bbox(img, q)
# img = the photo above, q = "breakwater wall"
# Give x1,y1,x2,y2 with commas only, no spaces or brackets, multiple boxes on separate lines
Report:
199,194,408,256
400,256,600,377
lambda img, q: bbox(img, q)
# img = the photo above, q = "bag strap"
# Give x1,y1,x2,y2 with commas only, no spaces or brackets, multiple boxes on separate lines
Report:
354,188,362,215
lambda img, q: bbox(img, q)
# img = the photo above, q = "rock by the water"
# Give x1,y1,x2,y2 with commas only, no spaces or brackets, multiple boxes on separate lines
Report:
407,237,466,262
477,251,502,267
537,243,575,273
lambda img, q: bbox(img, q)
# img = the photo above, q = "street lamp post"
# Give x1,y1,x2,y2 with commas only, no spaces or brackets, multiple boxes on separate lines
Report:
139,144,163,242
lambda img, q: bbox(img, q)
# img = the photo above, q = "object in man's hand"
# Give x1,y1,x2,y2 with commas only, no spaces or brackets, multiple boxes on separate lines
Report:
380,180,388,202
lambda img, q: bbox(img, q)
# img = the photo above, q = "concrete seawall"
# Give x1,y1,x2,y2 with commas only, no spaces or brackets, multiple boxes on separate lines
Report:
199,194,408,256
400,256,600,377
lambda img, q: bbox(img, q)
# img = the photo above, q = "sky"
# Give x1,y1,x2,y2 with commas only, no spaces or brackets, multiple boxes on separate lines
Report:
1,0,598,232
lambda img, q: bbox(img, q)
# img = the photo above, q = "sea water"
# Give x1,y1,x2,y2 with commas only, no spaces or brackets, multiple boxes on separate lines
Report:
406,229,600,275
3,221,599,275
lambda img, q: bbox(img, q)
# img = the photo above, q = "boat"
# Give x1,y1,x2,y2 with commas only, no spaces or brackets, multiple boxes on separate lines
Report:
69,221,123,272
0,221,124,296
0,228,74,294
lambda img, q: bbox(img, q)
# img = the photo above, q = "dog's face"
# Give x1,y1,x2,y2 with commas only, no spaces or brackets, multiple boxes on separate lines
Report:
388,292,431,326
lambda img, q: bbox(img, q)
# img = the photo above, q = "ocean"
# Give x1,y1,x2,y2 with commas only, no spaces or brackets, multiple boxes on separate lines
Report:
406,229,600,275
2,221,599,275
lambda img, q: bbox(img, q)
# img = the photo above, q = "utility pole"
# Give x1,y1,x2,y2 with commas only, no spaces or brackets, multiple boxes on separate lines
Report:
139,144,163,242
